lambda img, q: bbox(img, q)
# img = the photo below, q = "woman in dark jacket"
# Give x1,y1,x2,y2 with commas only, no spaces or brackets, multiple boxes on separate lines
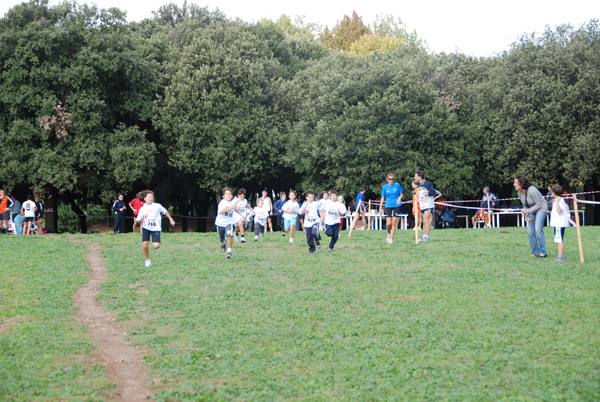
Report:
514,175,548,258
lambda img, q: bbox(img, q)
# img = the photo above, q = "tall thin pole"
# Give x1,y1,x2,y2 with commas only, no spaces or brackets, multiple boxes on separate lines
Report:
573,195,584,263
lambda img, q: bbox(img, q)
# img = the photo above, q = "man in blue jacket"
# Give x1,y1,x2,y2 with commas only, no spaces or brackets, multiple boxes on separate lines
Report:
112,194,127,234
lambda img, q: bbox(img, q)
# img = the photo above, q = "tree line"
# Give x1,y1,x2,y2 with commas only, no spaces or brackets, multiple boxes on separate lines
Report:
1,1,599,232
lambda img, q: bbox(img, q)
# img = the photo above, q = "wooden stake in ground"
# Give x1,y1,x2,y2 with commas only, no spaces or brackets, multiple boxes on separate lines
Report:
573,195,585,263
487,199,491,228
348,199,362,237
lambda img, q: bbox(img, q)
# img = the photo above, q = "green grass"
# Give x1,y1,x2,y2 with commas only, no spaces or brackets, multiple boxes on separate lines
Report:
89,226,600,401
0,236,115,401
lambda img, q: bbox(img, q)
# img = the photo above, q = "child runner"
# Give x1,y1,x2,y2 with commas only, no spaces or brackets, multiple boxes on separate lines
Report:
550,185,569,262
215,188,245,259
253,198,269,241
281,190,300,244
136,190,175,267
379,173,404,245
299,190,319,253
21,194,37,235
234,188,252,243
322,190,346,251
260,190,274,233
129,192,144,233
414,171,441,243
274,191,286,236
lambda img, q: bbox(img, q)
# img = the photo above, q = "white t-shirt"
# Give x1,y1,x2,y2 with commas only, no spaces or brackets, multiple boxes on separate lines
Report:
302,201,320,228
253,205,269,227
137,203,168,232
215,199,240,227
318,198,328,211
261,196,272,213
550,198,569,228
282,200,299,220
323,199,347,226
22,200,37,218
233,197,249,219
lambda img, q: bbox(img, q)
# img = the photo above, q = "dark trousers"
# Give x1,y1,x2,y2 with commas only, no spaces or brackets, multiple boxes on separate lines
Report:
276,215,284,232
254,223,265,236
325,223,340,249
114,214,125,233
305,225,319,252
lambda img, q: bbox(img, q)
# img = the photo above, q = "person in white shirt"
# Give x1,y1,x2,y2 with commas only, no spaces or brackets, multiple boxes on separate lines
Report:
550,185,569,262
20,194,38,235
281,190,300,244
321,190,347,251
253,198,269,241
299,190,320,253
136,190,175,267
215,187,245,259
233,188,253,243
260,190,274,233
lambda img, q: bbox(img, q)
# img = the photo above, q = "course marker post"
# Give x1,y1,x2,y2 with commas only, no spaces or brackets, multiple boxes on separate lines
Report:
487,199,491,228
348,199,362,237
573,195,584,263
367,200,372,231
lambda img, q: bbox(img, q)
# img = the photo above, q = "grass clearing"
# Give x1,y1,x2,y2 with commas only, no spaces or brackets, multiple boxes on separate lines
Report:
0,236,115,401
90,226,600,401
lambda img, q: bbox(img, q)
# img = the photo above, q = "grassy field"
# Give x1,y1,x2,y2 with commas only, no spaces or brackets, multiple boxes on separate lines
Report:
2,227,600,401
0,237,115,401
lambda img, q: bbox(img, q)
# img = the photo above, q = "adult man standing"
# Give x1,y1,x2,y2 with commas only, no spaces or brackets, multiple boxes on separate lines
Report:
112,194,127,234
0,189,13,234
10,195,21,221
414,171,441,243
378,174,403,245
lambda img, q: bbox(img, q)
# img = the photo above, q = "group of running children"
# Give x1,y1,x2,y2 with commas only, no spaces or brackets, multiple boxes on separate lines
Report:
133,170,572,265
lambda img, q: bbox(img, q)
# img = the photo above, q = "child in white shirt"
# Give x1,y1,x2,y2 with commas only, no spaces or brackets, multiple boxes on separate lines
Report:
253,198,269,241
136,190,175,267
299,190,320,253
215,188,245,259
233,188,253,243
550,185,569,262
281,190,300,244
321,190,347,251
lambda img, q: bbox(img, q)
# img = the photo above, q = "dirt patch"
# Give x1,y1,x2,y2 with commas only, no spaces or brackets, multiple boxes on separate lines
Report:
73,240,152,401
0,315,26,335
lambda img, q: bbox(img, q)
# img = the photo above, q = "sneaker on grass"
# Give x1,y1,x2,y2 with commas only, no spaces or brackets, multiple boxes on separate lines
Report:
144,259,151,267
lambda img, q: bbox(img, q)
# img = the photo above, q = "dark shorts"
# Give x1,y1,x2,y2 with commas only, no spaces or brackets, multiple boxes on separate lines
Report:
217,224,236,242
421,208,434,214
142,228,161,243
384,207,402,218
24,217,34,223
0,212,9,220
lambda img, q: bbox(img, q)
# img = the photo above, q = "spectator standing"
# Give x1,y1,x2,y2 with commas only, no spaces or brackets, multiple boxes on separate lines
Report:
0,189,13,234
21,195,37,235
34,195,44,234
274,191,286,236
10,195,21,221
129,192,144,233
112,194,126,234
514,175,548,258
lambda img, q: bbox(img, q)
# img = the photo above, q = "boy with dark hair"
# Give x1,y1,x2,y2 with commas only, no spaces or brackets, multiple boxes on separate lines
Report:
299,190,319,253
216,188,245,259
0,189,13,234
21,194,37,235
136,191,175,267
322,190,346,251
234,188,252,243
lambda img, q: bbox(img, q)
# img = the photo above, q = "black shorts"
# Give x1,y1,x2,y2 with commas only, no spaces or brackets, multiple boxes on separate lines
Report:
384,207,402,218
142,228,161,243
24,217,34,223
0,212,9,220
421,208,434,214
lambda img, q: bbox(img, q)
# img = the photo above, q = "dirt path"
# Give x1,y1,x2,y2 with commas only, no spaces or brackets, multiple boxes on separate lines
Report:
73,240,151,402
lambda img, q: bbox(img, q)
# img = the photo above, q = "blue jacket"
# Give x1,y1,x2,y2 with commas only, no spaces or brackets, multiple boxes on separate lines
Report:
112,200,126,215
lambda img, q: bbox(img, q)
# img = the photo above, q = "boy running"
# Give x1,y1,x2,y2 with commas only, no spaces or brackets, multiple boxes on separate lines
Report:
299,190,319,253
234,188,252,243
136,190,175,267
550,185,569,262
253,198,269,241
281,190,300,244
216,188,245,259
322,190,346,251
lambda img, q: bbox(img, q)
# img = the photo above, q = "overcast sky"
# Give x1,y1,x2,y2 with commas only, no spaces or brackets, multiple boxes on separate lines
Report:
1,0,598,56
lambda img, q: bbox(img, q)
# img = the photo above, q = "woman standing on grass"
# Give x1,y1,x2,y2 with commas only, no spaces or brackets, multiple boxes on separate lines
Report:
514,175,548,258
